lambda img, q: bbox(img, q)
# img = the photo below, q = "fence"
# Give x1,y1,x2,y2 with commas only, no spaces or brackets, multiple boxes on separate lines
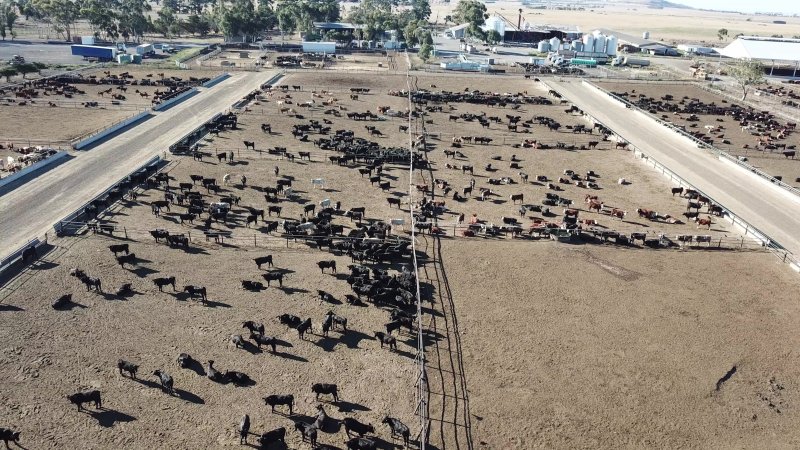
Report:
585,81,800,199
0,238,41,277
152,88,198,112
0,151,70,189
56,155,162,234
699,82,800,124
71,111,152,149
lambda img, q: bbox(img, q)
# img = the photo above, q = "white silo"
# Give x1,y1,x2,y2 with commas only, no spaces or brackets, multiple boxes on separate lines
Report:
642,31,650,39
571,40,583,51
583,33,595,53
594,34,606,54
549,36,561,49
606,35,618,56
537,40,550,52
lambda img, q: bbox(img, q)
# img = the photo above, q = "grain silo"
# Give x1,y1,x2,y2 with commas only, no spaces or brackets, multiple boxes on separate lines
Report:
605,35,618,56
642,31,650,39
549,37,561,49
594,34,606,54
583,33,595,53
537,40,550,52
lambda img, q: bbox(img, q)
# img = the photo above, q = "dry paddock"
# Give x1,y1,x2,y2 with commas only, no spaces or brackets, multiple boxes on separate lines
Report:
596,81,800,188
1,70,793,449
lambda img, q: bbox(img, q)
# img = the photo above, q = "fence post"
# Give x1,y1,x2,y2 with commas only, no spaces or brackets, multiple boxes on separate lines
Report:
188,231,192,242
124,227,128,239
254,233,257,247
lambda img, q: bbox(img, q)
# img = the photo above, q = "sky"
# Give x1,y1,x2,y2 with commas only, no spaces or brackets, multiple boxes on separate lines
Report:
672,0,800,15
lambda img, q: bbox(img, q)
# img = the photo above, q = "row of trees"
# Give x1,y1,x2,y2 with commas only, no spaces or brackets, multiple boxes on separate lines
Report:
0,62,46,81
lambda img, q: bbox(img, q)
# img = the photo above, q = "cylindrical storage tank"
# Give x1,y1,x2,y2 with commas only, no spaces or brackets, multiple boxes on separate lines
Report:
642,31,650,39
537,41,550,52
594,34,606,53
549,37,561,49
583,34,595,53
571,41,583,51
606,35,618,56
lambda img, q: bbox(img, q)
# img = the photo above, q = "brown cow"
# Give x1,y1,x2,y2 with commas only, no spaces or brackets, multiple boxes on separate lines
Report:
695,216,712,229
610,208,626,219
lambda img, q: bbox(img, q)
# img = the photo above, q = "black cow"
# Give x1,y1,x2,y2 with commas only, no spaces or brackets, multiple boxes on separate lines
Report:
67,390,102,411
258,427,286,447
342,417,374,437
108,244,129,256
317,260,336,273
263,395,294,414
262,272,284,287
153,276,176,291
117,359,138,379
382,417,410,446
312,383,339,402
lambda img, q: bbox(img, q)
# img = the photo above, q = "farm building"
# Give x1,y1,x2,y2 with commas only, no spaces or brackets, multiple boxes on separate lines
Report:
719,36,800,77
598,28,677,55
445,14,580,44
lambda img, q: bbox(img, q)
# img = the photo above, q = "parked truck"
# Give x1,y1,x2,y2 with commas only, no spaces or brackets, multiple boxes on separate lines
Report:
71,45,117,61
135,43,154,55
611,55,650,67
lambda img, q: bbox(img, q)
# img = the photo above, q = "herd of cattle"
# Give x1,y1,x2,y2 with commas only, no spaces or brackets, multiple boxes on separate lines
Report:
613,89,798,161
0,70,211,107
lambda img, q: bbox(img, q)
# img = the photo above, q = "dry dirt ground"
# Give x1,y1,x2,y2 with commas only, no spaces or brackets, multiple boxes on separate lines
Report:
597,81,800,187
441,240,800,449
1,70,789,450
0,104,132,145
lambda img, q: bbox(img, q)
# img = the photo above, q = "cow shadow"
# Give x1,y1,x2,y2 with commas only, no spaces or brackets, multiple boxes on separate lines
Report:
273,351,308,362
245,440,287,450
129,266,159,277
184,359,206,376
0,303,24,311
202,299,232,308
278,286,309,295
313,336,339,352
175,388,205,404
340,330,371,349
83,408,137,428
336,400,371,413
241,341,263,354
30,260,59,271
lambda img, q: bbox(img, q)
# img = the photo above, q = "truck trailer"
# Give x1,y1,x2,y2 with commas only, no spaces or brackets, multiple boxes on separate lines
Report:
611,55,650,67
71,45,117,61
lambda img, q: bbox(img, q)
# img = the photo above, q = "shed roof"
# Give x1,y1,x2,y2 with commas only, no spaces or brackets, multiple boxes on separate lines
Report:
312,22,365,30
719,36,800,63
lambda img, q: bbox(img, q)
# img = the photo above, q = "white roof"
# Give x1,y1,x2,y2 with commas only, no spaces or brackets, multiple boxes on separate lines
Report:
720,36,800,63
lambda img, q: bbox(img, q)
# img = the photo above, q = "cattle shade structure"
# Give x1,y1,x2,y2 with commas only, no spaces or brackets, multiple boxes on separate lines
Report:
302,42,336,54
719,36,800,77
312,22,365,35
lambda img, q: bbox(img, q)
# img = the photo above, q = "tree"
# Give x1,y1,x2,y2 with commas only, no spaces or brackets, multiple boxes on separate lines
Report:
80,0,118,40
218,0,274,41
452,0,486,40
117,0,152,42
33,0,80,41
154,6,177,37
182,13,210,36
1,0,19,40
0,65,16,81
15,62,38,78
729,59,764,101
485,29,501,44
411,0,430,21
347,0,398,41
418,31,433,61
717,28,728,41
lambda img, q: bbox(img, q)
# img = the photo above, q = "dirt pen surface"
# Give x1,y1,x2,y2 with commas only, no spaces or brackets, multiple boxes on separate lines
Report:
442,240,800,448
0,104,132,145
597,81,800,187
0,70,795,449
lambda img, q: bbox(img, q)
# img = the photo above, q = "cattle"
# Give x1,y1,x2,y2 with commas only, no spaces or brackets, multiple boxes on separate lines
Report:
206,360,225,383
312,383,339,402
243,140,255,150
510,193,524,204
242,320,265,335
115,253,137,268
278,314,302,328
117,359,138,379
262,272,284,287
0,428,21,449
671,187,684,196
80,276,102,292
695,216,712,229
296,318,313,339
153,276,176,292
177,353,193,368
343,417,374,438
387,197,402,208
254,255,274,269
67,390,102,411
263,395,294,414
295,421,318,446
108,244,129,256
178,213,196,224
241,280,264,291
250,332,277,352
268,205,282,216
346,437,377,450
152,370,175,395
318,260,336,273
258,427,286,447
610,208,626,219
630,232,647,243
150,229,170,242
382,417,410,447
183,285,207,302
374,331,397,351
238,414,250,445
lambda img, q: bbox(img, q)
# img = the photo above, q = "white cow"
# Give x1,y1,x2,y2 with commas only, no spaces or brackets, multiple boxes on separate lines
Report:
222,173,232,185
311,178,325,189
